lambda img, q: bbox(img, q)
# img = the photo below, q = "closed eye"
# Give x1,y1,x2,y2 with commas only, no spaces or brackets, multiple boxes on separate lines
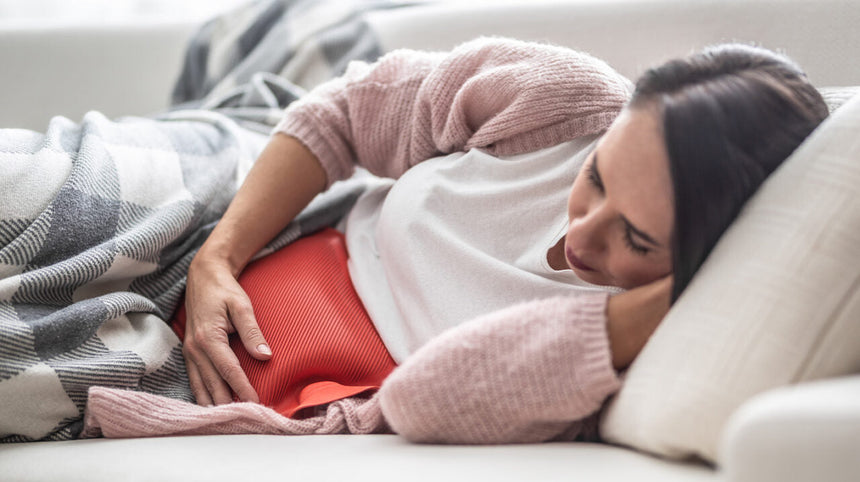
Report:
586,156,604,192
623,224,651,255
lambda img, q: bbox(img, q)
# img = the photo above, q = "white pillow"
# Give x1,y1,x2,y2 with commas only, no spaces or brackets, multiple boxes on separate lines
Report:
599,92,860,465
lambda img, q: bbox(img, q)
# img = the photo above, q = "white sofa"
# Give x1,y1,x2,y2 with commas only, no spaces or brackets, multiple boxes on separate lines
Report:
1,1,858,481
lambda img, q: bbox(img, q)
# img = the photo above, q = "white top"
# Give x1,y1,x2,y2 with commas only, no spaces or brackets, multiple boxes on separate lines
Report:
344,136,611,363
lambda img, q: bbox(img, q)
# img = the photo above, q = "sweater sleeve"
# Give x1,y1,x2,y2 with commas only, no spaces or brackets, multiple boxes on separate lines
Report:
377,292,621,444
274,36,632,188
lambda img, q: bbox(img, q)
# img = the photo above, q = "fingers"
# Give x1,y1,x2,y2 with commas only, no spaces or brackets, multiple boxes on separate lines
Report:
206,343,254,404
183,323,261,405
183,336,233,405
228,297,272,362
185,357,212,406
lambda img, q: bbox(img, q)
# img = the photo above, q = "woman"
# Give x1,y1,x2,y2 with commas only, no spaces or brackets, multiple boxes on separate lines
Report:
179,37,828,442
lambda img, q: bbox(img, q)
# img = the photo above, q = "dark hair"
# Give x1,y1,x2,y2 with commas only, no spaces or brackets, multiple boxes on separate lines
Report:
630,44,829,301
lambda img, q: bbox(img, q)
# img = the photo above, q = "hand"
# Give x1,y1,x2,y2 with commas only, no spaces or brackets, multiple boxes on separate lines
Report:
181,256,271,405
606,275,673,371
178,133,325,405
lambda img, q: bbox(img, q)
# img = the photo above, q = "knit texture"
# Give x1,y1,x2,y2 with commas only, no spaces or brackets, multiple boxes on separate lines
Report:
82,387,387,438
275,36,632,188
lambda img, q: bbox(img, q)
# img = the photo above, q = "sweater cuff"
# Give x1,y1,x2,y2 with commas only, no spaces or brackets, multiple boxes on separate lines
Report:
273,108,354,190
564,292,623,406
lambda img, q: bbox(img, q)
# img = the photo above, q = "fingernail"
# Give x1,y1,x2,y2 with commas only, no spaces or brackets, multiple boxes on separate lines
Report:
257,344,272,356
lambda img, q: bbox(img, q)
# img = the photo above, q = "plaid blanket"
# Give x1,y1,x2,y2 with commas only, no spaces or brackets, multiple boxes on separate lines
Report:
0,0,401,442
172,0,409,132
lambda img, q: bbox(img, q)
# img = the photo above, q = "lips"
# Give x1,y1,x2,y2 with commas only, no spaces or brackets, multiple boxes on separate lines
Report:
566,246,596,272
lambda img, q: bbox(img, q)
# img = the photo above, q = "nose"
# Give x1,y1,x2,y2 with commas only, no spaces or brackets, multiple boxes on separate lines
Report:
567,202,612,254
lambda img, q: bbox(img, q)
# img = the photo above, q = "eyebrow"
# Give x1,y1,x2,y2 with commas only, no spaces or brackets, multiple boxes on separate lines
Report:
593,152,663,248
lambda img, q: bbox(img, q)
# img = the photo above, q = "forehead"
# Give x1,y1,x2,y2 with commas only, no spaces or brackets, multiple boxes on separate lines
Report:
595,108,674,243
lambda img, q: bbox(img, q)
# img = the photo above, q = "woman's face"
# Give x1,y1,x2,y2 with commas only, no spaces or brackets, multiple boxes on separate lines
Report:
563,107,674,289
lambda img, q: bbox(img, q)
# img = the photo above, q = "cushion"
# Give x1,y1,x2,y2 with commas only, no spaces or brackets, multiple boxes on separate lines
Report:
599,90,860,464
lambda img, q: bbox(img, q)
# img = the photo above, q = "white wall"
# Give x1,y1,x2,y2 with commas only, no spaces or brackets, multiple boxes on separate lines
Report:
0,0,249,129
0,0,248,25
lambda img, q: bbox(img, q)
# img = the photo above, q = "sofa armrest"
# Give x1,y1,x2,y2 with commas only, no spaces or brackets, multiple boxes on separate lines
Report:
720,375,860,482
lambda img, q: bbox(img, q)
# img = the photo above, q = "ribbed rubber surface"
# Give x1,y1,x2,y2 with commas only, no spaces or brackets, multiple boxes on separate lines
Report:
172,228,396,418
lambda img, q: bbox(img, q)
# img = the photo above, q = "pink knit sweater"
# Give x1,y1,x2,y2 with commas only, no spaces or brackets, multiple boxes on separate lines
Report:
83,37,631,443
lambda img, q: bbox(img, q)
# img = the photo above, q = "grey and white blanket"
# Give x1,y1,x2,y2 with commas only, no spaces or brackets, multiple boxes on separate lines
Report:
0,0,404,442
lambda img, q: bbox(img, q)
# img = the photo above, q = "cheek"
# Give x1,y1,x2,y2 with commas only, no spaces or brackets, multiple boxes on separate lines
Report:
607,249,672,289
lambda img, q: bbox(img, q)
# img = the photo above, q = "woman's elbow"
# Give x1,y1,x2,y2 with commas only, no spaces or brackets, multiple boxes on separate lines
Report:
378,371,570,444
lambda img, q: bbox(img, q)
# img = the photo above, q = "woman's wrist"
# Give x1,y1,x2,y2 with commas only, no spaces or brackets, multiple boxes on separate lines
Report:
193,237,244,278
190,233,253,282
606,276,672,370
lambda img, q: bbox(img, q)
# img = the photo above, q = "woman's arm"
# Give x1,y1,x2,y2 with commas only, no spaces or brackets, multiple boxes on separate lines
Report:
378,278,671,444
378,292,619,443
183,133,326,405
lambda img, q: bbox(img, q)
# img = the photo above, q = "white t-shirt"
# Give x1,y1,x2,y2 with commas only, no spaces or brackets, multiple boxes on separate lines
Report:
344,135,612,363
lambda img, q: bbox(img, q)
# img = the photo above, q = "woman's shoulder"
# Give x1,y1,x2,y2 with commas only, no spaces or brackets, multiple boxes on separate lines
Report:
445,36,633,91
